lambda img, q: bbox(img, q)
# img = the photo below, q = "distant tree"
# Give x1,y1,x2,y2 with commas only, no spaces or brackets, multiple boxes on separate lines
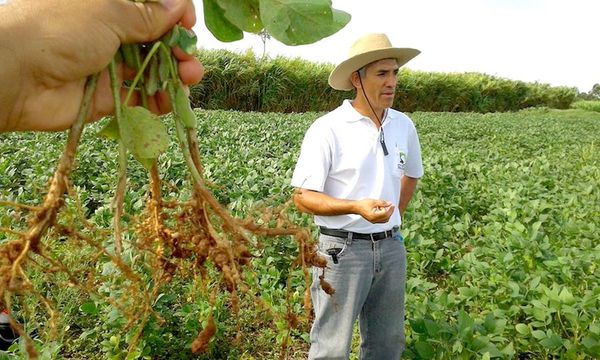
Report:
589,83,600,99
577,83,600,100
258,29,271,59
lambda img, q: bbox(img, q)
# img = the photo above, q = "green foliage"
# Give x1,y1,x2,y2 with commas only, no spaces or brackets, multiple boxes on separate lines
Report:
190,50,579,113
571,100,600,112
203,0,350,45
258,0,350,45
1,108,600,358
164,25,198,55
203,0,244,42
117,106,170,170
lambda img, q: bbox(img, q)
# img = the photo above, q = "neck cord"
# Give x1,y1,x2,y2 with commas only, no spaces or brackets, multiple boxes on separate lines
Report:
358,73,389,156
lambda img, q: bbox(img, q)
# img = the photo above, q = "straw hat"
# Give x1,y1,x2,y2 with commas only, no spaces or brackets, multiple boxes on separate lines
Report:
328,33,420,91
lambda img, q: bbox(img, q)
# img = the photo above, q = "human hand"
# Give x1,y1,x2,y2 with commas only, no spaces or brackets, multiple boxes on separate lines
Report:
0,0,204,132
355,199,395,223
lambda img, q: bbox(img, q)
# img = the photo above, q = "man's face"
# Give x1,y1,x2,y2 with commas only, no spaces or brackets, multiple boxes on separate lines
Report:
357,59,399,110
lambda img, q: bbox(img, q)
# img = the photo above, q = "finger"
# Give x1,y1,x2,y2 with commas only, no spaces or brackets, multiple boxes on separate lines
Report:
147,90,173,114
372,199,391,207
386,206,395,217
110,0,189,44
180,0,197,29
178,58,205,85
172,47,195,61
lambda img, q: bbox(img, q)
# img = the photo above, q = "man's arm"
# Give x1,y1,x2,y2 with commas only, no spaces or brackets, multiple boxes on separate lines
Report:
293,188,394,224
399,176,419,217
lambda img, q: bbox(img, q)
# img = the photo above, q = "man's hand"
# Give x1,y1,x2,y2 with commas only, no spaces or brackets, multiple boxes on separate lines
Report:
355,199,394,223
0,0,204,132
293,189,394,224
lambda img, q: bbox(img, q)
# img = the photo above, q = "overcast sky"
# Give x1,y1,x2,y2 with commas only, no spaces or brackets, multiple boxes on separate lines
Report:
193,0,599,92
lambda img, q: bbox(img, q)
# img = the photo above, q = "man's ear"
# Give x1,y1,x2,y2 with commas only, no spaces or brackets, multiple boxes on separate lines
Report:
350,71,362,89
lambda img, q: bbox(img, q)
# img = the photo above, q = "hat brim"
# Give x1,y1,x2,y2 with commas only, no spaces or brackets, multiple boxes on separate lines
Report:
328,48,420,91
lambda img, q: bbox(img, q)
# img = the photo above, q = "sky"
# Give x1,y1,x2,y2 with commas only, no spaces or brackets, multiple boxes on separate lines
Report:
193,0,599,93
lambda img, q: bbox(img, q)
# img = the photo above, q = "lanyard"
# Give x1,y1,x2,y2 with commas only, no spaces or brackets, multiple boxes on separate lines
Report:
379,129,388,155
358,73,389,156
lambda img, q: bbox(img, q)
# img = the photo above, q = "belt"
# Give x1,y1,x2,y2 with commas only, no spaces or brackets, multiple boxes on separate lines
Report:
319,226,396,241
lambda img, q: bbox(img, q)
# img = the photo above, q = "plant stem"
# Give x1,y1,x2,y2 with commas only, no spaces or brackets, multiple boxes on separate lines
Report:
186,129,204,177
132,45,149,109
160,43,178,80
168,84,253,258
124,42,162,105
24,74,98,252
149,162,164,241
109,59,127,256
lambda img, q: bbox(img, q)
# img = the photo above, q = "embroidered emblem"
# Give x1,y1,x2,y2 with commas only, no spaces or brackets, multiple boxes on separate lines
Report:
397,151,406,170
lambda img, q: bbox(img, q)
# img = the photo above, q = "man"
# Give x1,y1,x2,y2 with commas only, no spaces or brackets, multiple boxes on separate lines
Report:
291,33,424,359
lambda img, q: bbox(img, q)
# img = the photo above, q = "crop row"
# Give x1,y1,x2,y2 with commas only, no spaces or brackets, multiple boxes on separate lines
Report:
0,108,599,358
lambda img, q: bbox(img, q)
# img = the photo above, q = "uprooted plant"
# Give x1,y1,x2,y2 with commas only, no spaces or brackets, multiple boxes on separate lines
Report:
0,0,349,358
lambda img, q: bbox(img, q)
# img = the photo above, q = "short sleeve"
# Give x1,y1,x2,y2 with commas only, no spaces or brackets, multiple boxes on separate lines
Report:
291,123,332,191
405,122,424,178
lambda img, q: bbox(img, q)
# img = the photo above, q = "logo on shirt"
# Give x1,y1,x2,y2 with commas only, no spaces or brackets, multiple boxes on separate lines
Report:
397,151,406,170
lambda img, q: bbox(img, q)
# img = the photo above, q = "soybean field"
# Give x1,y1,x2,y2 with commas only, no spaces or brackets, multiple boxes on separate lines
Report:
0,107,599,359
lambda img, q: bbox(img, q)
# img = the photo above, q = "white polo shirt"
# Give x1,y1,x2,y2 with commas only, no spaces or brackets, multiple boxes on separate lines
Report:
291,100,423,233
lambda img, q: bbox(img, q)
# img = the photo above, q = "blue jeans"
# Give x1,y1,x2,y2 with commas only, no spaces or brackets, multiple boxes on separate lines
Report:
308,231,407,360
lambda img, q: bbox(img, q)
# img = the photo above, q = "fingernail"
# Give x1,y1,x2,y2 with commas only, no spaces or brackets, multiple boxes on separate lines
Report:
159,0,178,10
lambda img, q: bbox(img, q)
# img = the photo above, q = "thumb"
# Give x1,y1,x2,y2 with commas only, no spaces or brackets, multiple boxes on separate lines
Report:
111,0,192,44
373,199,392,208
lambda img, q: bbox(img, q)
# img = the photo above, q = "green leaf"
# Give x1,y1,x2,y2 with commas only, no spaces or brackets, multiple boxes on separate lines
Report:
424,318,440,337
415,340,435,358
259,0,351,45
483,313,496,333
452,340,463,353
217,0,263,33
540,333,563,349
457,310,474,333
529,276,541,289
501,342,516,357
120,44,138,69
176,27,198,55
581,335,598,349
175,83,197,128
531,330,546,339
515,323,529,335
458,287,478,299
98,117,120,140
163,25,197,54
162,26,180,47
119,106,169,170
410,318,426,334
158,47,172,84
79,301,98,315
559,287,575,305
145,56,160,96
203,0,244,42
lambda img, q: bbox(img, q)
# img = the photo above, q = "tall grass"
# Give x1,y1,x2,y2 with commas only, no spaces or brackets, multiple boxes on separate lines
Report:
190,49,577,113
571,100,600,112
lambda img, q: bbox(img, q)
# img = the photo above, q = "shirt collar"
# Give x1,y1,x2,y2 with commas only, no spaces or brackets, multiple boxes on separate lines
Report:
341,99,396,125
341,100,365,122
